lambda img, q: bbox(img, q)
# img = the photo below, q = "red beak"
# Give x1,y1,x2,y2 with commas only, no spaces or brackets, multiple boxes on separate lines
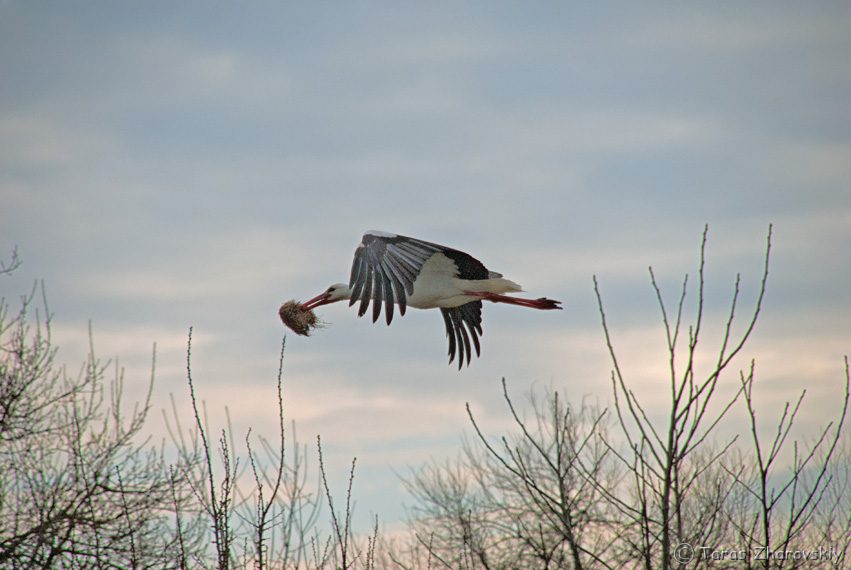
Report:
302,291,332,311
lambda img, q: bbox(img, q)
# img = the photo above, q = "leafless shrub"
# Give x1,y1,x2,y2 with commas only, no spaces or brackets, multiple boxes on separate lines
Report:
0,270,371,569
392,384,615,570
720,358,850,569
0,282,202,568
163,330,328,569
313,437,379,570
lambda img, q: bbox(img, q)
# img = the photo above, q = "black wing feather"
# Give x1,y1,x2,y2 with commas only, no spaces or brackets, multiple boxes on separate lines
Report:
357,266,373,317
371,265,384,323
441,309,457,364
456,312,472,369
350,254,367,303
382,269,395,324
461,303,482,356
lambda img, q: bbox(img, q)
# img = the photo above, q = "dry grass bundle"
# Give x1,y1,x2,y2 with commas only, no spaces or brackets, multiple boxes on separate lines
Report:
278,300,324,336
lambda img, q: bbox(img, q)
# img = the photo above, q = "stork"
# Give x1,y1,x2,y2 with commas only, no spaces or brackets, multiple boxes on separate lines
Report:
300,231,562,369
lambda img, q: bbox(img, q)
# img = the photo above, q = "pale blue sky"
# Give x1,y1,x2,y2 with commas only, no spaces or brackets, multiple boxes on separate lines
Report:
2,2,849,532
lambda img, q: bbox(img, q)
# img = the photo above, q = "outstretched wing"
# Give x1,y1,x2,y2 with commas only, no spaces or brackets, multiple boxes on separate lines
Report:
348,231,443,324
441,301,483,369
349,231,489,367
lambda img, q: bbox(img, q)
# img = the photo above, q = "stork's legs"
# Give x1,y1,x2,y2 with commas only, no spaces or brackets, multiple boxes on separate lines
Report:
467,291,562,310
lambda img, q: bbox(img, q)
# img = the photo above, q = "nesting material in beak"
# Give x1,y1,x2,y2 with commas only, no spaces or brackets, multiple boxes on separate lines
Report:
278,300,325,336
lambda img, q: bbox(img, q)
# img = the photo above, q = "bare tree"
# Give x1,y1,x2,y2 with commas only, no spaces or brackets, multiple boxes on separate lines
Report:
164,329,381,570
0,282,202,568
0,268,376,569
314,436,380,570
721,358,849,569
394,383,616,570
590,225,771,569
394,225,849,570
805,434,851,568
164,329,328,569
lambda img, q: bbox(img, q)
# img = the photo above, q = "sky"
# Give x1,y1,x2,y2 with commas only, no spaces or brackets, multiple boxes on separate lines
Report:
2,2,850,534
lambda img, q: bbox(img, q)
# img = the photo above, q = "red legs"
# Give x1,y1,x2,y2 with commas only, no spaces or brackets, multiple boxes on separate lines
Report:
466,291,562,310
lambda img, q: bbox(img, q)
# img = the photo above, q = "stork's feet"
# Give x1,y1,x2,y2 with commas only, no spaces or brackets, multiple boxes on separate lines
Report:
534,297,562,310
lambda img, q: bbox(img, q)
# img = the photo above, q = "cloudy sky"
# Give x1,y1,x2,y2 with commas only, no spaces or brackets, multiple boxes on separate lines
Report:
2,2,849,533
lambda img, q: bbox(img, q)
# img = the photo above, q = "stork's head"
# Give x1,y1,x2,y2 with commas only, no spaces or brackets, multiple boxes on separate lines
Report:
302,283,352,310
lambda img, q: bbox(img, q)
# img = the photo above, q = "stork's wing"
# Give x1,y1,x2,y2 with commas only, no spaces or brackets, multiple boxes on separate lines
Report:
348,231,442,324
441,301,483,369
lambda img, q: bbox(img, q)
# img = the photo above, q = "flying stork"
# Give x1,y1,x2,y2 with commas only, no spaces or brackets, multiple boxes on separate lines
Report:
300,231,562,369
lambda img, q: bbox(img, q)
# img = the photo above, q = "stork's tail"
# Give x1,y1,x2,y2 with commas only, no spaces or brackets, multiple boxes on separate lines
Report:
464,277,524,294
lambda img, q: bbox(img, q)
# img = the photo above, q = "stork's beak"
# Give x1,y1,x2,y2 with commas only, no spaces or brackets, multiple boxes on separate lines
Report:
302,291,332,311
